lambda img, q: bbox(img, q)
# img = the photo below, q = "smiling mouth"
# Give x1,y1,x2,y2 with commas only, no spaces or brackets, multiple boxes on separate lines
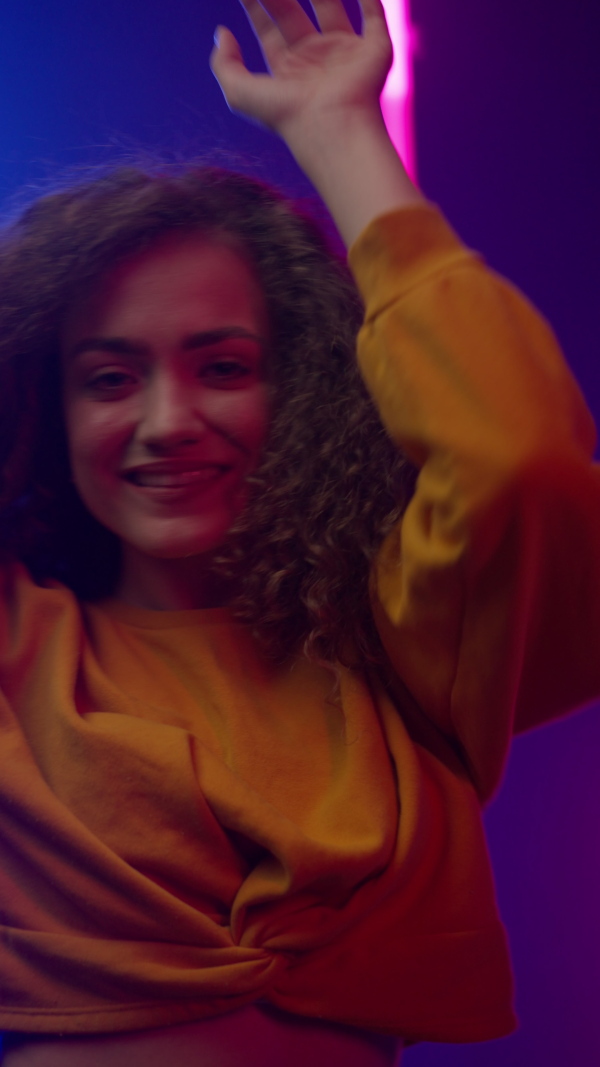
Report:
124,468,226,488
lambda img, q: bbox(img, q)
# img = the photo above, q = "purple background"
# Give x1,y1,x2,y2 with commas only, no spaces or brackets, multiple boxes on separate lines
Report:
1,1,599,1063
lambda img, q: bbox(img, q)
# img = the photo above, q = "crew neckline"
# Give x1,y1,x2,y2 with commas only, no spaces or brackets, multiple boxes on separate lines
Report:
88,597,238,630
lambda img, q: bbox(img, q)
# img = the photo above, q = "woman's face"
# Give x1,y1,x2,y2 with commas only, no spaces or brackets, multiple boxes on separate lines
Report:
61,233,270,566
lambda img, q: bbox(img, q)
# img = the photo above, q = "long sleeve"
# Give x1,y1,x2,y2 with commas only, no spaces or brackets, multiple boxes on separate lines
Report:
349,205,600,800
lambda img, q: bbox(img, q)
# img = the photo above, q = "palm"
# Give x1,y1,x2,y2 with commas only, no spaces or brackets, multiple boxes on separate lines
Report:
211,0,392,136
265,30,388,113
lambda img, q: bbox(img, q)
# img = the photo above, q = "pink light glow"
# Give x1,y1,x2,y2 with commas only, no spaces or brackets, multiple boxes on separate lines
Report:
380,0,416,179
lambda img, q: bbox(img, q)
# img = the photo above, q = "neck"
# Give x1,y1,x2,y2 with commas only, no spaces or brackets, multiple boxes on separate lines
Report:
115,546,232,610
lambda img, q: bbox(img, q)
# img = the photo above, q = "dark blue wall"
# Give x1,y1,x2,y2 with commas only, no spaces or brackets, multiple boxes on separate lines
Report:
0,0,315,210
1,2,599,1064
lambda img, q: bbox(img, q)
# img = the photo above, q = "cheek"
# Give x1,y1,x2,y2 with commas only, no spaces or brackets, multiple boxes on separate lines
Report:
246,395,270,454
64,400,131,481
214,386,270,457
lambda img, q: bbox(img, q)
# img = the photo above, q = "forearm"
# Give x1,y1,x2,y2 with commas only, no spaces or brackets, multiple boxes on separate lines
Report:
282,105,424,248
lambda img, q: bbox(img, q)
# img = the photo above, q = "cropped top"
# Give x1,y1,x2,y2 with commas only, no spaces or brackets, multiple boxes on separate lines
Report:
1,206,600,1045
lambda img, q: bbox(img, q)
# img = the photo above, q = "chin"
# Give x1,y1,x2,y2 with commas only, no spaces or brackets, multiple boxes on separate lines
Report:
126,526,231,562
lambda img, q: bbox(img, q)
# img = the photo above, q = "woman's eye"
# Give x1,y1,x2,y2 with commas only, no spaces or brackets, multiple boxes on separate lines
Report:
201,360,252,386
86,370,136,394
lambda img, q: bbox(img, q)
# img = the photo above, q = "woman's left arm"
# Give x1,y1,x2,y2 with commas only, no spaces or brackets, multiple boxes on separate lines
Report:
212,0,600,799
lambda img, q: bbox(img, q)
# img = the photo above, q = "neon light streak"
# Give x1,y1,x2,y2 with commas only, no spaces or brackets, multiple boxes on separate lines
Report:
380,0,416,178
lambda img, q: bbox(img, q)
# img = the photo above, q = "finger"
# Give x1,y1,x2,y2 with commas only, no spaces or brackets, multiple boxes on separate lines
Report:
210,25,247,86
309,0,354,34
242,0,316,46
237,0,290,70
210,29,277,121
358,0,391,38
210,25,286,124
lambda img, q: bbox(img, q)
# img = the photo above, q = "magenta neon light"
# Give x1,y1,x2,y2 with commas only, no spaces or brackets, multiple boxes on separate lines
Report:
380,0,416,178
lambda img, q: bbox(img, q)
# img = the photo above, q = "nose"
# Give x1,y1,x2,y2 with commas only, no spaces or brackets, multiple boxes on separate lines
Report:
136,370,205,451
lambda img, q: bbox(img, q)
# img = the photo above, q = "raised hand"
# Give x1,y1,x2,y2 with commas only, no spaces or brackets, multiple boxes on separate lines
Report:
210,0,393,145
211,0,424,247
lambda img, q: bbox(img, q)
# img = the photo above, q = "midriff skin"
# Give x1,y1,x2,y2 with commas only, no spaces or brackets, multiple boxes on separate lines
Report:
2,1005,404,1067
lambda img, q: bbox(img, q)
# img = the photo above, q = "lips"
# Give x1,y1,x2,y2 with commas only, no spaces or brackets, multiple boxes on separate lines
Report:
124,467,226,488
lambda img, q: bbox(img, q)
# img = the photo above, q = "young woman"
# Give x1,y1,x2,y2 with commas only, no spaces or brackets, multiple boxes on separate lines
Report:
1,1,600,1063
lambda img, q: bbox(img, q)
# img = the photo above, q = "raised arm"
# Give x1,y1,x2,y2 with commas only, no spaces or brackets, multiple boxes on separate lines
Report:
212,1,600,803
210,0,424,246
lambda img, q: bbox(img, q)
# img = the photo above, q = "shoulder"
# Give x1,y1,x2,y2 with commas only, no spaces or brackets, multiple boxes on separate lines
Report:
0,556,82,662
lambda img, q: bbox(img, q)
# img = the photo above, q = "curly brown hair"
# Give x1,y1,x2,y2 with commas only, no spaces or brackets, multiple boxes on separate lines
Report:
0,165,416,666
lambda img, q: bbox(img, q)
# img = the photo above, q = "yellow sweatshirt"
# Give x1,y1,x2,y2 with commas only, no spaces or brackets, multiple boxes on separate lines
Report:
1,206,599,1045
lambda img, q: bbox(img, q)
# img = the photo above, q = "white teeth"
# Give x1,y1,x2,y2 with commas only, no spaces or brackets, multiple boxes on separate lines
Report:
129,469,220,487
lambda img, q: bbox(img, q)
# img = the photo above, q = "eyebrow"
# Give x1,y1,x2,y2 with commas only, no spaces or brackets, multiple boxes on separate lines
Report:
67,327,267,360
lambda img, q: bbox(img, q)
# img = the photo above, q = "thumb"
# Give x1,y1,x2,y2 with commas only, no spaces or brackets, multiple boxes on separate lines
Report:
210,25,248,97
210,25,275,126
